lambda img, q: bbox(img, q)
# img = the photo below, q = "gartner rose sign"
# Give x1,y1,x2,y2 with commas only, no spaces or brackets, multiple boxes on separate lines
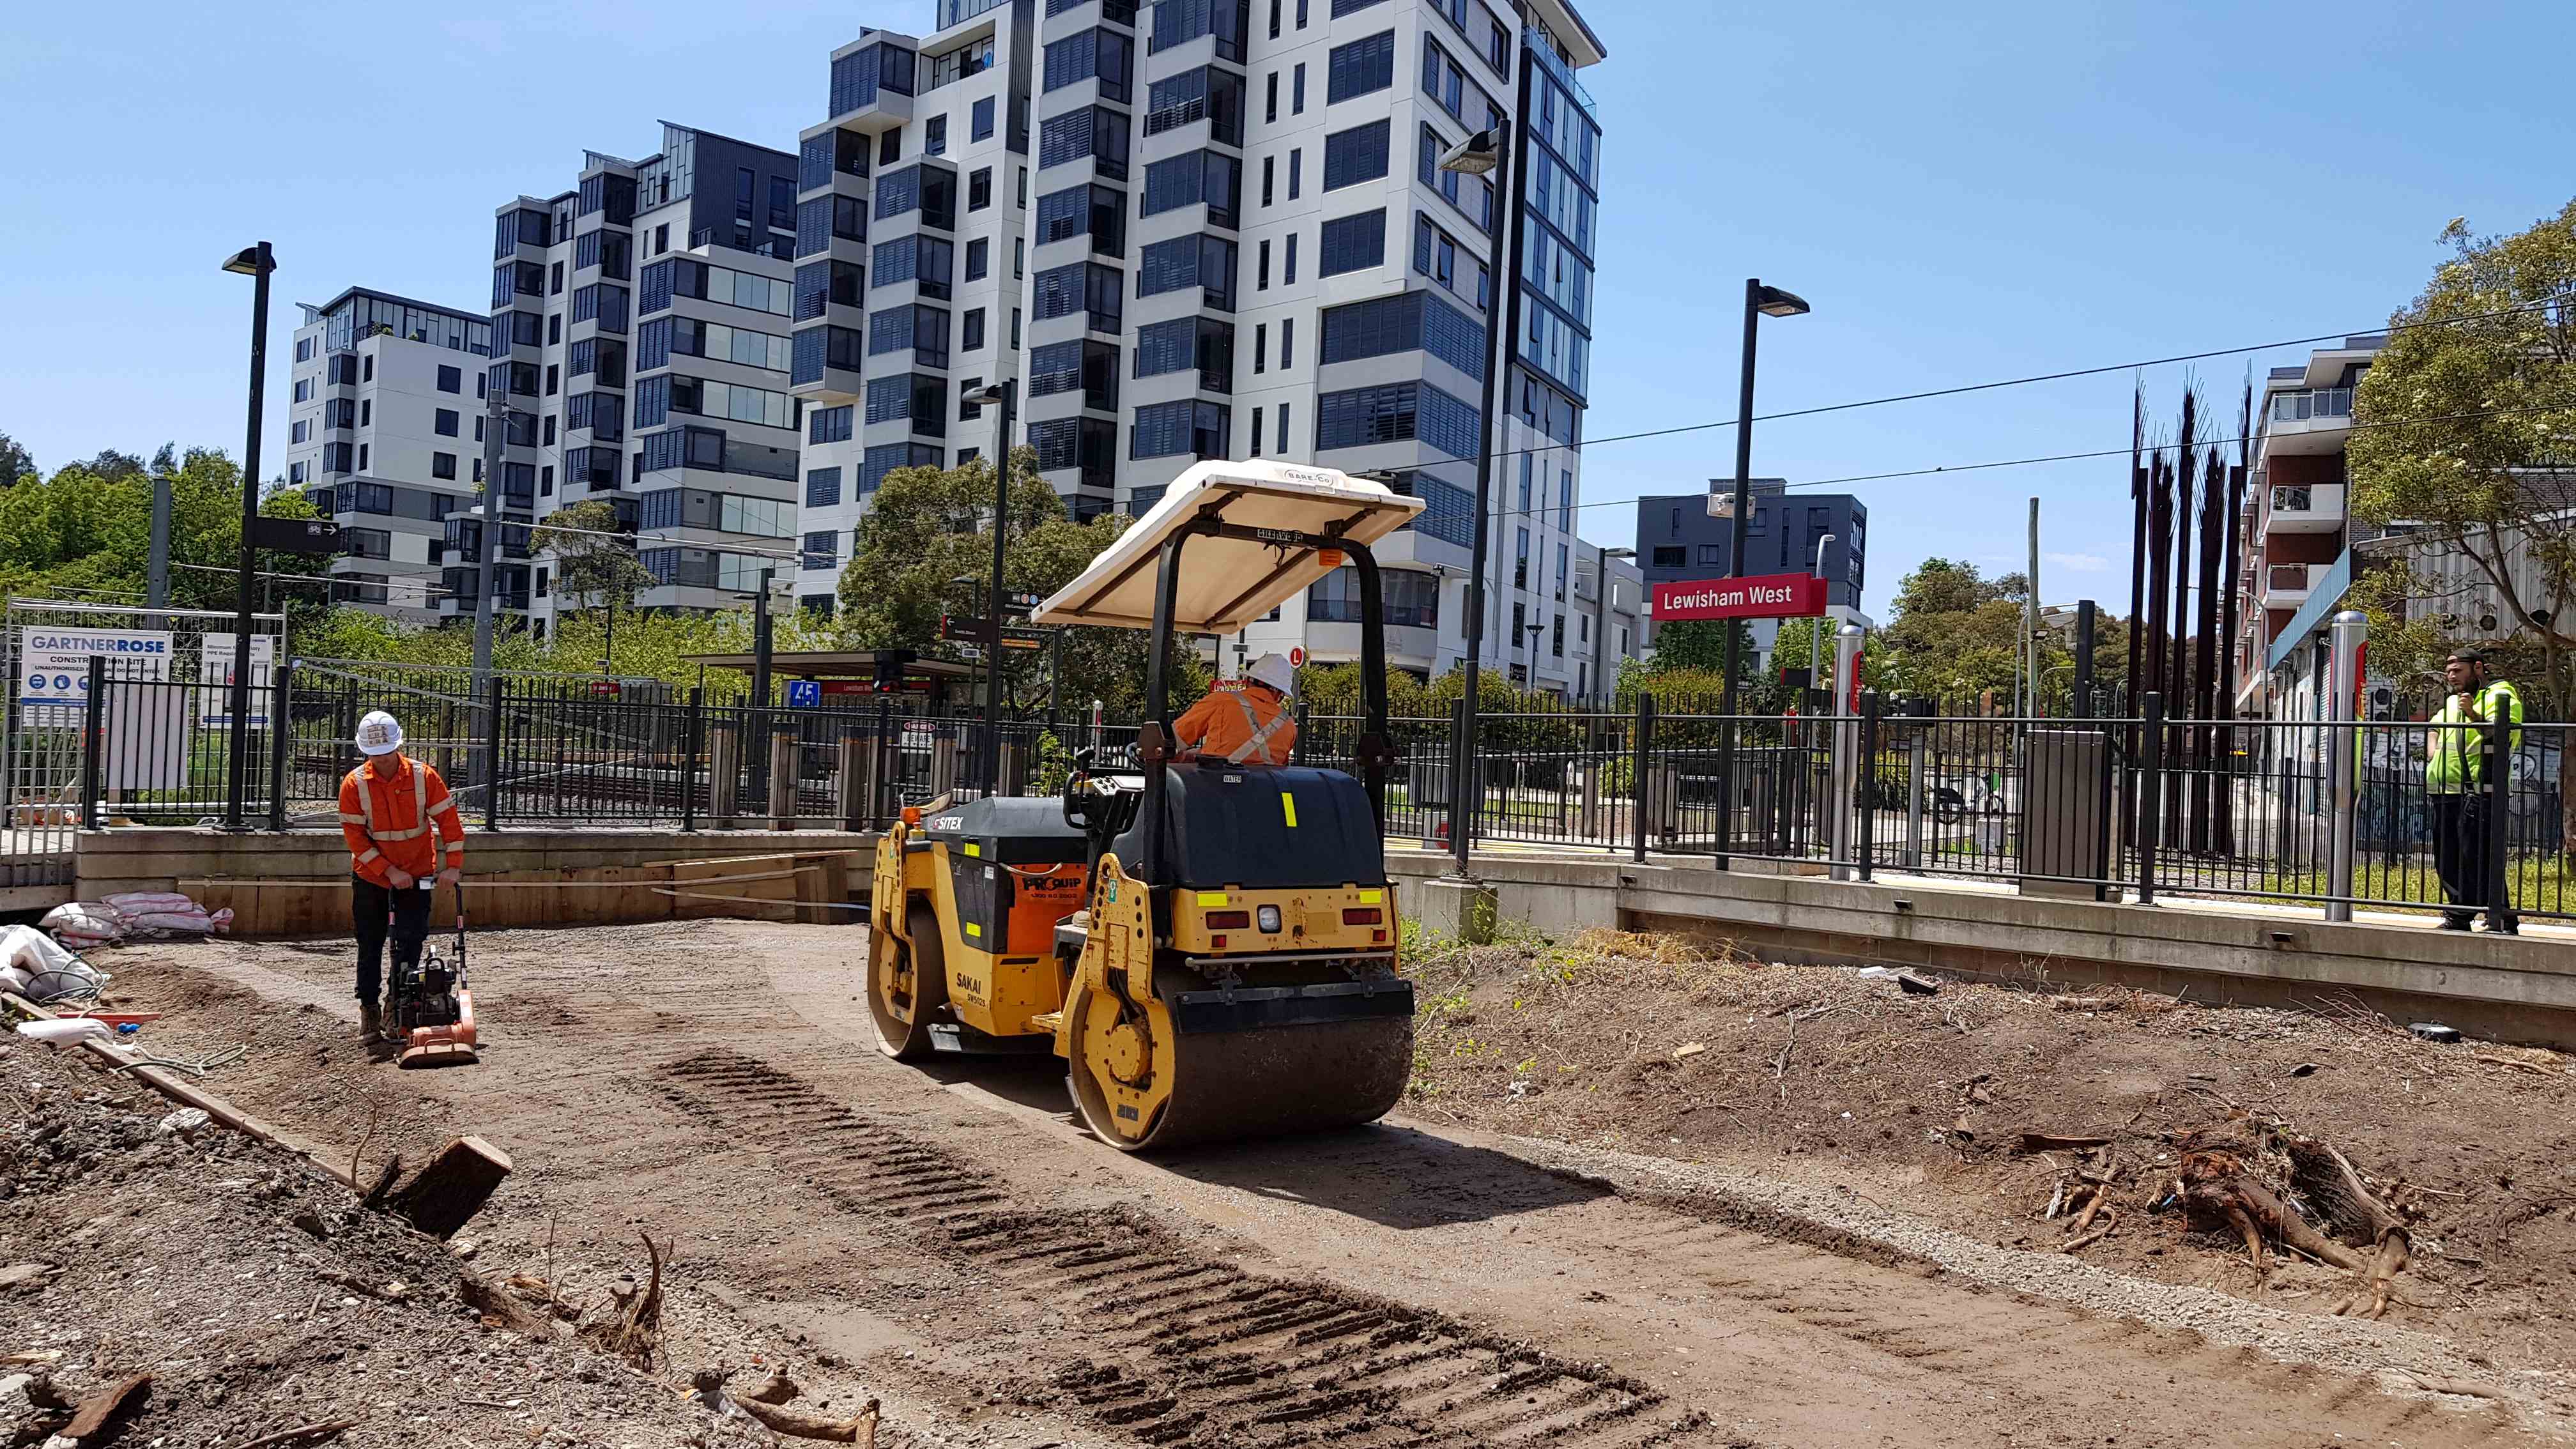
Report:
1652,572,1828,622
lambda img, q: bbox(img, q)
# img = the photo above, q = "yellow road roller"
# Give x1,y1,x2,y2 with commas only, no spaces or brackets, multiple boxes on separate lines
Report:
866,459,1423,1149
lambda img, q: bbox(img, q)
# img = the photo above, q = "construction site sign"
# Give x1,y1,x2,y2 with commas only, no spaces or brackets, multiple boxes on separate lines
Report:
1651,572,1827,622
16,627,172,707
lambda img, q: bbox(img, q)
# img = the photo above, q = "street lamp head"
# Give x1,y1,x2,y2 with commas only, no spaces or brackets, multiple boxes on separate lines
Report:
1438,125,1507,176
961,380,1013,406
220,243,273,277
1753,284,1810,319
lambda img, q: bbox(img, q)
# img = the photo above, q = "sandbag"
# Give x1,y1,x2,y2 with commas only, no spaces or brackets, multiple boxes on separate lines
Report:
2,923,77,977
15,1017,112,1046
102,891,231,939
40,902,123,951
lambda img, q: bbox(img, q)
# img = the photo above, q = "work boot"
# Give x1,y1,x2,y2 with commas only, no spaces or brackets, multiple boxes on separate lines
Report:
2437,914,2475,932
358,1000,382,1042
378,996,404,1044
2483,914,2522,936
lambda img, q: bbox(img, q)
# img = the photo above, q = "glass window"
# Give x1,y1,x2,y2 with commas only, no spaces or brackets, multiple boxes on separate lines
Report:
972,96,996,141
1326,31,1393,103
1318,209,1386,277
1322,119,1390,191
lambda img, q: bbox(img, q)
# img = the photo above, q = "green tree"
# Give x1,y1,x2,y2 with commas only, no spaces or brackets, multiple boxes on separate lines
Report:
0,433,34,487
2348,205,2576,710
532,497,656,670
0,447,329,614
2348,202,2576,853
838,448,1197,717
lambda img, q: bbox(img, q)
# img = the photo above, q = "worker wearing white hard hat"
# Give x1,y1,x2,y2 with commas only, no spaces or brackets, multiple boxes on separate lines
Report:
337,710,466,1042
1172,653,1300,765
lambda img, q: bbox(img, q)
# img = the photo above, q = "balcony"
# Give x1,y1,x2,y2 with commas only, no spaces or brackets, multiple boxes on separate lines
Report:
2262,387,2354,456
2261,562,2319,610
2263,482,2346,534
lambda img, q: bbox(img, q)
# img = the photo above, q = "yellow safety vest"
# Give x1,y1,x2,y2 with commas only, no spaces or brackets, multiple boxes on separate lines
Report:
2426,680,2522,793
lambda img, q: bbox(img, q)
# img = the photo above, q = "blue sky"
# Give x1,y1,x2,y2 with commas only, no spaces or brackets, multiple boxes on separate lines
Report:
4,1,2570,617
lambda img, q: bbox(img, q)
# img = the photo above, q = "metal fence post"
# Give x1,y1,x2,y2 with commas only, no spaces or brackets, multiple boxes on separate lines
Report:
875,696,896,828
1631,693,1655,864
1856,690,1880,881
482,673,505,832
2487,709,2513,925
266,658,294,831
681,687,705,832
79,656,105,831
1446,695,1468,857
1905,726,1925,870
2324,611,2365,922
2136,692,2165,905
1292,702,1309,765
1828,624,1864,882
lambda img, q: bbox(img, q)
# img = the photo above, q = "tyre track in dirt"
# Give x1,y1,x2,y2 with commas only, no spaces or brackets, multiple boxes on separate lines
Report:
654,1048,1707,1448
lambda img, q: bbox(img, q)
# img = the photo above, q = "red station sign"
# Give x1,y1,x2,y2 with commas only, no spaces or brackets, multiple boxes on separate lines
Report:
1651,571,1828,622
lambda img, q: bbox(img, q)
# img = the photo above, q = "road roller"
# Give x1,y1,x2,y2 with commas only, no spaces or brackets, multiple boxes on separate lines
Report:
866,459,1422,1150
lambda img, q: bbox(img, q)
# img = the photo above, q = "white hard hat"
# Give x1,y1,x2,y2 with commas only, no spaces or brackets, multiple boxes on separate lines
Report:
355,710,405,756
1247,653,1296,696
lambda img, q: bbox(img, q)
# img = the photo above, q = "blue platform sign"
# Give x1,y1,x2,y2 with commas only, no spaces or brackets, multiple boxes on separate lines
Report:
786,679,821,709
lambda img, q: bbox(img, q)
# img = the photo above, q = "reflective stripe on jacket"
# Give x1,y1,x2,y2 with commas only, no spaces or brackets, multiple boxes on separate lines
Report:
339,756,465,885
2426,680,2523,793
1171,684,1298,765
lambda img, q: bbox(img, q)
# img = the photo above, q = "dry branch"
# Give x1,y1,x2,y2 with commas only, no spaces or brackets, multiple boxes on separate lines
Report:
459,1272,560,1338
732,1394,880,1445
234,1421,358,1449
581,1232,668,1368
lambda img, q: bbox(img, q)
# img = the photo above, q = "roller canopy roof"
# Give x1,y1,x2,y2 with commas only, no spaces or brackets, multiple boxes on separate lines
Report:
1032,460,1424,634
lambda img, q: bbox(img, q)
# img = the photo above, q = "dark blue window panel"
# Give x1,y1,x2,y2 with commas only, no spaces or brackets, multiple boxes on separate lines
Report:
1317,208,1386,277
1140,151,1239,224
1316,380,1475,457
1029,417,1080,470
1126,484,1168,516
1330,0,1385,13
640,260,673,316
874,236,919,287
1418,292,1484,377
1137,235,1202,296
797,197,832,258
806,468,843,507
1321,119,1389,190
795,262,832,322
1416,380,1480,458
1130,399,1196,459
792,327,826,385
639,488,682,531
811,405,854,444
870,307,915,354
861,441,942,493
637,316,672,371
1038,105,1130,176
1044,28,1133,98
635,374,671,428
865,375,912,424
1391,470,1473,547
1326,30,1393,102
802,530,840,567
875,167,921,220
1134,318,1196,378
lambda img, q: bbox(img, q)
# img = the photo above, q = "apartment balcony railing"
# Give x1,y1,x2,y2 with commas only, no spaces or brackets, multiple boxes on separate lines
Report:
2269,388,2352,423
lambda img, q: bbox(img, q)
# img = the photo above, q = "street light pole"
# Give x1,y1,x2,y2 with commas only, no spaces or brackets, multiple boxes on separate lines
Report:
1439,38,1534,878
1805,532,1834,703
963,379,1019,794
220,241,275,831
1712,277,1808,869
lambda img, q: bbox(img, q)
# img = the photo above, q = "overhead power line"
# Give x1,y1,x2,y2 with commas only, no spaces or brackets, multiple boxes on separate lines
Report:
1463,294,2570,477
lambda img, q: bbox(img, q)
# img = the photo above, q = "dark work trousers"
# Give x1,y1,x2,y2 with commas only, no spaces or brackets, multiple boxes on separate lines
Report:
2428,792,2502,926
352,873,431,1003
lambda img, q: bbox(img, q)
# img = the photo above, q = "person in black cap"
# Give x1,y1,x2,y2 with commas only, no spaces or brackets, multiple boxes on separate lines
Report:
2425,647,2522,932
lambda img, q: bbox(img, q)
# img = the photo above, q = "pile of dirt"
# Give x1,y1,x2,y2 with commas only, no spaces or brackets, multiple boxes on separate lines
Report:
0,1033,790,1449
1404,928,2576,1371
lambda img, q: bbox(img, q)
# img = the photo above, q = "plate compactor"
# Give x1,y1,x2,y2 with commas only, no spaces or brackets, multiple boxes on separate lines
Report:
867,460,1424,1150
390,880,479,1068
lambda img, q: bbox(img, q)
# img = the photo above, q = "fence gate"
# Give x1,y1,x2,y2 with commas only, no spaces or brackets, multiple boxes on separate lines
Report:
3,598,290,905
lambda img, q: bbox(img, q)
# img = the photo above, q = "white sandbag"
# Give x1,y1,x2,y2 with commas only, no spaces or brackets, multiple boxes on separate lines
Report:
2,924,77,977
14,1017,112,1046
102,892,231,939
0,963,29,995
40,902,124,950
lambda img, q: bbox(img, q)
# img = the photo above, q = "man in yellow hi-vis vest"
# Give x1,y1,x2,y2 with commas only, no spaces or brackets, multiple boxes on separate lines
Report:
2426,648,2522,933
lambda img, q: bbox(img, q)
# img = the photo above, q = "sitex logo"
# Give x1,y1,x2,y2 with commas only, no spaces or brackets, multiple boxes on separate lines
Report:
1651,572,1827,622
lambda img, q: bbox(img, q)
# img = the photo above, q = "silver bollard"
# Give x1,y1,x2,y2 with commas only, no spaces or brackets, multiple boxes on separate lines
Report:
1906,728,1926,870
2325,610,2366,922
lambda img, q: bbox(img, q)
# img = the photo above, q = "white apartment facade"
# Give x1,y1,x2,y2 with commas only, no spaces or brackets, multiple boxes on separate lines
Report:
284,289,494,623
486,123,805,634
792,2,1039,617
788,0,1616,693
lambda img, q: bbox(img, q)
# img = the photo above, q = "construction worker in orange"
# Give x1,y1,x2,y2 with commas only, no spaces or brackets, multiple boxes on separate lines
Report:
339,710,466,1042
1173,652,1300,765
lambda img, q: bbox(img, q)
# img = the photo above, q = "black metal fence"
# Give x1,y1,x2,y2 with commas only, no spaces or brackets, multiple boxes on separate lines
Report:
70,666,2576,924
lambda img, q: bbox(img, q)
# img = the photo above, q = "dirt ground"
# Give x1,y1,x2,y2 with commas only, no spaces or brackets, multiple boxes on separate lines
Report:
1404,929,2576,1375
8,916,2575,1448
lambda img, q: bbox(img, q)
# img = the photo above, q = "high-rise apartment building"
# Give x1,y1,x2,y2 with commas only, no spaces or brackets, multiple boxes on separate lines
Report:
2230,334,2380,716
284,288,494,622
487,123,804,634
792,0,1607,691
792,4,1039,618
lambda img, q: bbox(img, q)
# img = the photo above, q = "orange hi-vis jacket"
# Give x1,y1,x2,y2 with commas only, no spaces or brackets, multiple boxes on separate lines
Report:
1172,683,1298,765
339,755,466,887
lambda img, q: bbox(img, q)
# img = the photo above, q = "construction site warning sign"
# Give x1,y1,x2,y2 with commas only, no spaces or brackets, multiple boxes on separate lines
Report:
1651,572,1827,622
